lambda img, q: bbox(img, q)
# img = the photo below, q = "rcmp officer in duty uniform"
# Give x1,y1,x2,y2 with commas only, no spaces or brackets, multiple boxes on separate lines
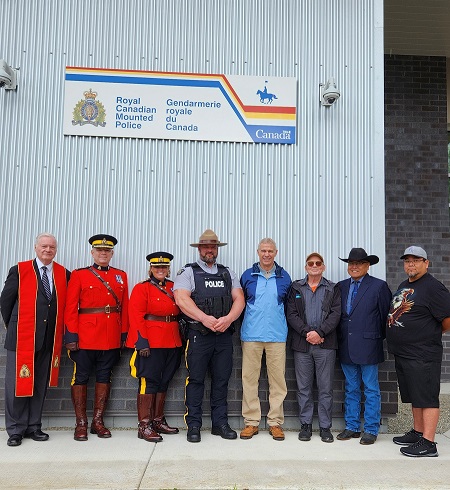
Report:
64,234,129,441
173,229,245,443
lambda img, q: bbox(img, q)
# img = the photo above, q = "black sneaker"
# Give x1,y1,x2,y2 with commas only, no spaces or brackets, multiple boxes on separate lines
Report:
400,437,438,458
298,423,312,441
393,428,423,446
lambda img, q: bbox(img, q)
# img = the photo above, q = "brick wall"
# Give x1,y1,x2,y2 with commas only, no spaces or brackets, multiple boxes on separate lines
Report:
384,54,450,381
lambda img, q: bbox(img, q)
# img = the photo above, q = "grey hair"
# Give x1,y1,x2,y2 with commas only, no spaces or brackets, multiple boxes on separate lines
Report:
35,233,58,247
257,237,277,250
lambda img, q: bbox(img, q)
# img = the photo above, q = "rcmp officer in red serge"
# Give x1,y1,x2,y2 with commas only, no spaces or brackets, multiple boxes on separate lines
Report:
64,234,129,441
126,252,182,443
173,229,245,443
0,233,70,447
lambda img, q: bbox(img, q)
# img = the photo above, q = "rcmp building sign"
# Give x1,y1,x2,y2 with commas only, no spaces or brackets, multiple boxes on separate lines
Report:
63,67,297,144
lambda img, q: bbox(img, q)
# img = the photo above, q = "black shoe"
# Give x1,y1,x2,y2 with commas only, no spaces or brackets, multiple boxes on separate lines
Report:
400,437,438,457
298,423,312,441
211,423,237,440
360,432,377,445
7,434,23,447
24,429,49,441
187,427,201,443
320,428,334,443
393,428,423,446
337,429,361,440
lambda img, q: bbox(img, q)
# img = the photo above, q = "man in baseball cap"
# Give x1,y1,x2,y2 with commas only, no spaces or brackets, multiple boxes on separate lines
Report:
387,246,450,457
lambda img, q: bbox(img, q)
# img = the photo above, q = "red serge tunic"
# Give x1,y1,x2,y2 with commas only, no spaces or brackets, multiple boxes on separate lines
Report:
126,278,181,350
64,266,129,349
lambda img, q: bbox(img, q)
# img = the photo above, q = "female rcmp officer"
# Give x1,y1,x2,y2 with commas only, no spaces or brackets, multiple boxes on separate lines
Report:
126,252,182,442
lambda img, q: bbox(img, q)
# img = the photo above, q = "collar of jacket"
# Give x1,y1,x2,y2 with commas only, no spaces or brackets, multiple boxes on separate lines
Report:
251,261,284,277
292,276,333,291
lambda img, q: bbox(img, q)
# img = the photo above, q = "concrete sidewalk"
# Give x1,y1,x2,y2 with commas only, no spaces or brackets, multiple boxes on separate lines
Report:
1,428,449,489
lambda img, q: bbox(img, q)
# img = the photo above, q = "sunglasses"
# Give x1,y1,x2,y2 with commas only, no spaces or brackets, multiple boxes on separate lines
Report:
307,261,323,267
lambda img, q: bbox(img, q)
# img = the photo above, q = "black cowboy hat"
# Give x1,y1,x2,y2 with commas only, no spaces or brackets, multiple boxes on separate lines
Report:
339,248,379,266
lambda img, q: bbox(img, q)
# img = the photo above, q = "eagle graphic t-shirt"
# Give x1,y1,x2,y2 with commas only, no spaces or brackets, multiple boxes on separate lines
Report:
386,273,450,361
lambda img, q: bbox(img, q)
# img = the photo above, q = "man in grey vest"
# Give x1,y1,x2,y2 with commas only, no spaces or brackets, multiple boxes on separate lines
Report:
174,229,245,443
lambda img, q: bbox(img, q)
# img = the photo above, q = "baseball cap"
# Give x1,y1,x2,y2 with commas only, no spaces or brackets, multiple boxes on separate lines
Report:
400,246,427,260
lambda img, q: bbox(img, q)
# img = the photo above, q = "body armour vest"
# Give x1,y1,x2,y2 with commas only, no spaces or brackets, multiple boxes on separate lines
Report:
187,263,233,323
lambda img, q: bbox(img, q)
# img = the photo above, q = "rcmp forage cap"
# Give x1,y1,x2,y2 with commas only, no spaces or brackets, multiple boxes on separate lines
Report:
146,251,174,265
400,246,427,260
89,234,117,249
339,247,379,265
190,229,227,247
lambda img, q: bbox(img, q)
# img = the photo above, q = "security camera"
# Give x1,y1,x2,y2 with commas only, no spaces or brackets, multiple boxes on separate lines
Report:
0,60,17,90
320,77,340,106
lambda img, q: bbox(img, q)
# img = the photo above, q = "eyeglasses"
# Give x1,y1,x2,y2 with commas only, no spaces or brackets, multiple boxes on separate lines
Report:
307,261,323,267
403,258,425,264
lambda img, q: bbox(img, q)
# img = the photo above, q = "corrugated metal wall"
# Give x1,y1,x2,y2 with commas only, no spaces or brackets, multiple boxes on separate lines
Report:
0,0,384,287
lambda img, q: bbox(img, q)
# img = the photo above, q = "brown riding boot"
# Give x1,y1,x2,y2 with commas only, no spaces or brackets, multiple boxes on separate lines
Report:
152,392,179,434
137,394,163,442
72,385,88,441
90,382,112,438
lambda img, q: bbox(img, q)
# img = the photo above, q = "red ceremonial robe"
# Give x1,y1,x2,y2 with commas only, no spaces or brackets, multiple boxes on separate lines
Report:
16,261,67,396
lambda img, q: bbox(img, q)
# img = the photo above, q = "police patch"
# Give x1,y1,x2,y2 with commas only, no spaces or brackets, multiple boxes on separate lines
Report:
176,268,185,276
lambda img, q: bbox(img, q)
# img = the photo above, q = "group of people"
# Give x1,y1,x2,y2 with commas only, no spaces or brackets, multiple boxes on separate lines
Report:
2,230,450,459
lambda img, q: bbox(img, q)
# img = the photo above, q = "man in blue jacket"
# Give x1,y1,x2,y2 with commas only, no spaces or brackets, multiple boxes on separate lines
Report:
336,248,391,445
239,238,291,441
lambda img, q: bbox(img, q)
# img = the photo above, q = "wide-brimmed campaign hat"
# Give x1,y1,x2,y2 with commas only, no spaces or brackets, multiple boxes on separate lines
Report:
339,247,379,265
190,229,227,248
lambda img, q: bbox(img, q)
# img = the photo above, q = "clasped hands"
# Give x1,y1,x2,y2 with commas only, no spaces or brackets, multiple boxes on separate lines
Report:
201,314,231,333
306,331,324,345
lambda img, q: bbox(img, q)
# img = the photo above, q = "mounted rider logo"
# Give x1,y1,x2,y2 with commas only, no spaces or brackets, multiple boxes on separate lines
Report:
257,81,278,104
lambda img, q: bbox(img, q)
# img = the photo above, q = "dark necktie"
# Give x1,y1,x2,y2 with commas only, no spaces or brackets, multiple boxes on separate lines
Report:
348,281,360,314
41,266,52,300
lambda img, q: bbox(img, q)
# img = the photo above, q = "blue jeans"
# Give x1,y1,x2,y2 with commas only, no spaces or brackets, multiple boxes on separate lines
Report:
340,363,381,436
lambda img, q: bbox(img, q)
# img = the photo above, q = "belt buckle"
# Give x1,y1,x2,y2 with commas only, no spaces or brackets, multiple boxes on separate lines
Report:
105,305,111,314
165,315,170,322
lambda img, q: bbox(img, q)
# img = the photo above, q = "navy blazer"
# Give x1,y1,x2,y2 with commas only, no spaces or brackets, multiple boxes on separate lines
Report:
337,274,392,365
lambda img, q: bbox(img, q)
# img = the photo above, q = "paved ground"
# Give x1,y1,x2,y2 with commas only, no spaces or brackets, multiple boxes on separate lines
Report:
1,428,449,490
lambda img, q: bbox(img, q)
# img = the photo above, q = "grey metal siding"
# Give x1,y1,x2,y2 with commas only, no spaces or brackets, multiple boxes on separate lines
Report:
0,0,384,284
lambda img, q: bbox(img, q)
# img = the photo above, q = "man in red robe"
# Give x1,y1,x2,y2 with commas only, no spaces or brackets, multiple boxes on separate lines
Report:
1,233,70,447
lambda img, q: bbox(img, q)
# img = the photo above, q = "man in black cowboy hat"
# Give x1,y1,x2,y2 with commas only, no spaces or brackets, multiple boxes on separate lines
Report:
336,248,391,445
173,229,245,443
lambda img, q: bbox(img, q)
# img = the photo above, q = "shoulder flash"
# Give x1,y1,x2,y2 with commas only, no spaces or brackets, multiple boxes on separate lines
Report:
176,268,186,276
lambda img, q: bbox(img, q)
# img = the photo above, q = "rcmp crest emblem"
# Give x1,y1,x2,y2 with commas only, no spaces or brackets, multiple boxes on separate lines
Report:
72,88,106,127
19,364,31,378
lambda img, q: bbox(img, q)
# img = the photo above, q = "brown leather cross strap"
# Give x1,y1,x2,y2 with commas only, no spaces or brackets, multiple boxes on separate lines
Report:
144,314,178,322
79,306,120,314
88,267,122,311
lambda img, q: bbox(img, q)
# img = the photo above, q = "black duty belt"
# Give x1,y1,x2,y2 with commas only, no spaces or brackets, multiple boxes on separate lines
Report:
78,306,121,314
144,314,178,322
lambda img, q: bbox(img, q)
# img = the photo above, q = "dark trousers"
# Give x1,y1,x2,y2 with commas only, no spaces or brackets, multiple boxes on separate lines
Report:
184,329,233,428
5,348,51,436
136,347,182,393
69,348,121,385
